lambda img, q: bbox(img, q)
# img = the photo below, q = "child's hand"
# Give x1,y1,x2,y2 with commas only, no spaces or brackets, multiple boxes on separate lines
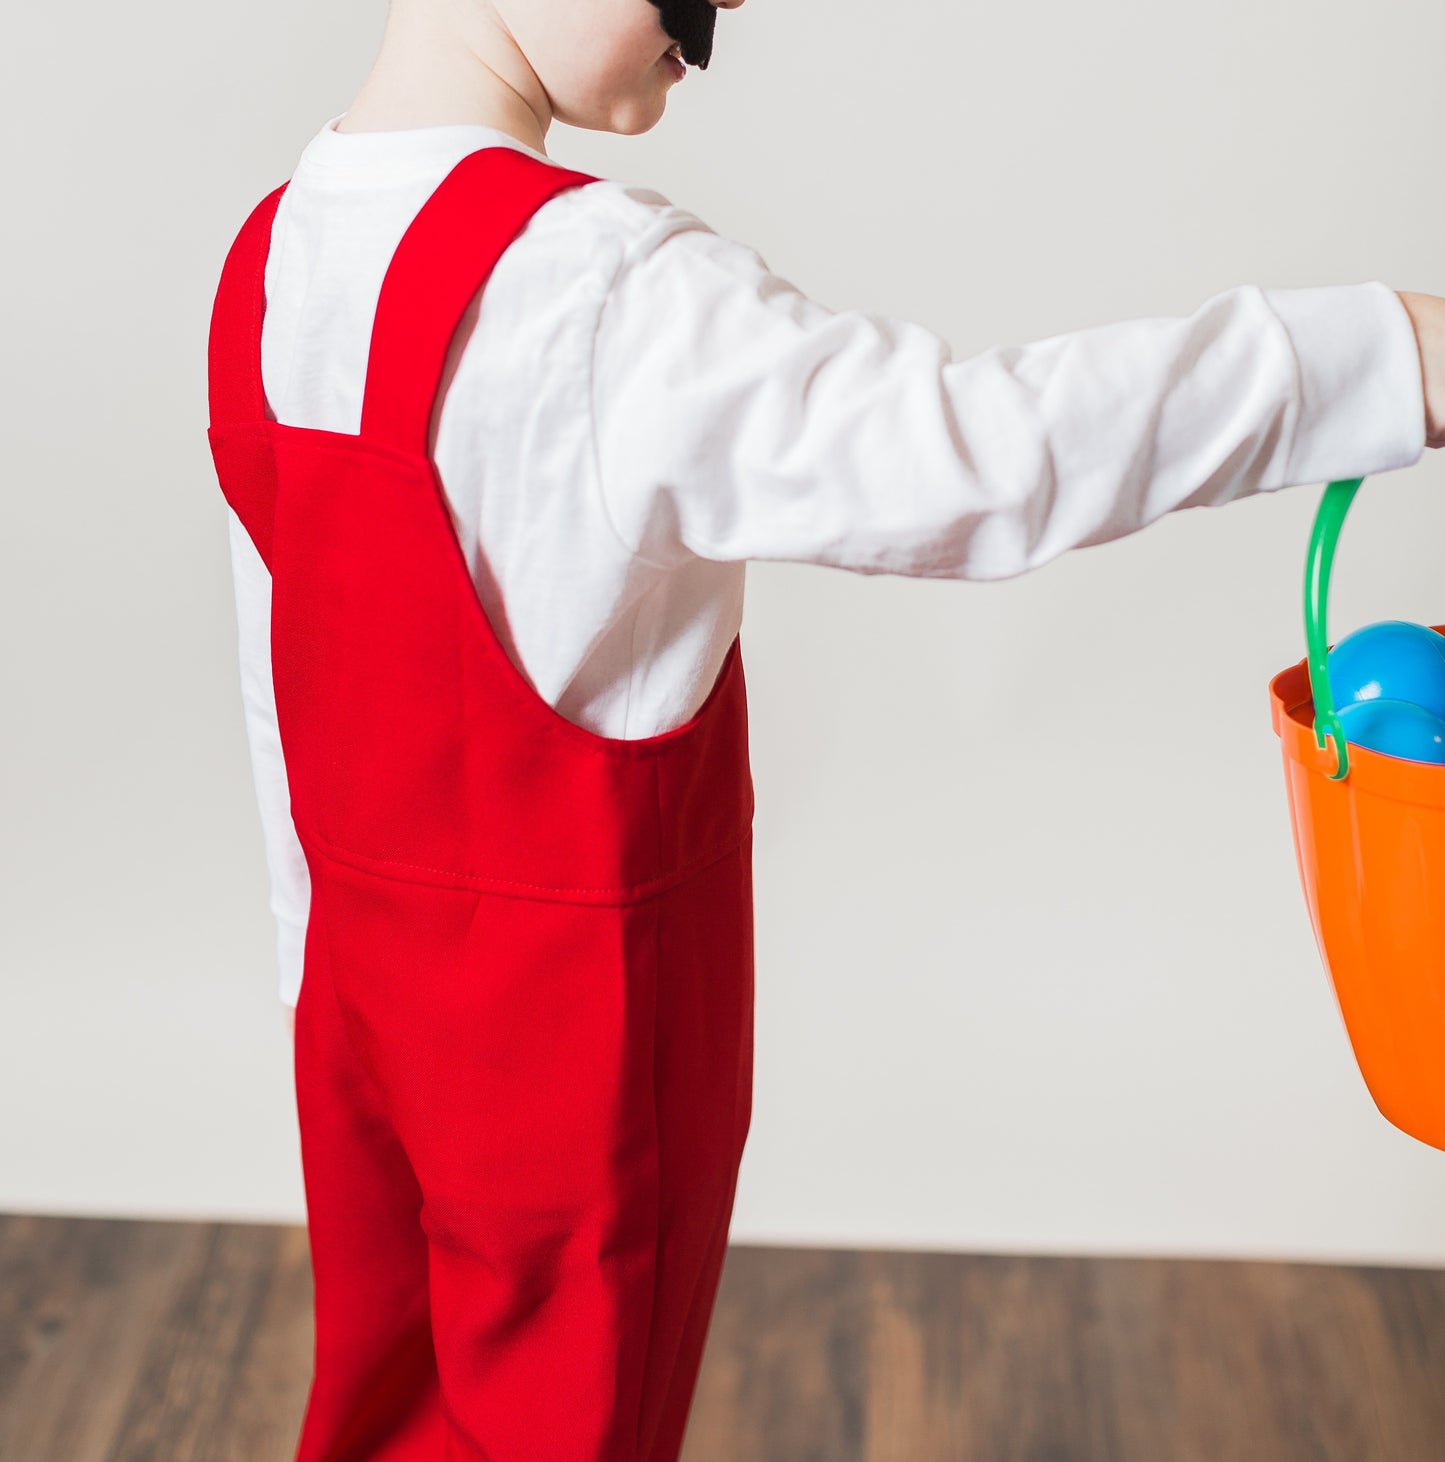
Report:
286,1005,295,1039
1397,292,1445,450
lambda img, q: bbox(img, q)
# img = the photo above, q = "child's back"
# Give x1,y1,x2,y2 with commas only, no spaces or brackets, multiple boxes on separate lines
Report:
212,145,756,1462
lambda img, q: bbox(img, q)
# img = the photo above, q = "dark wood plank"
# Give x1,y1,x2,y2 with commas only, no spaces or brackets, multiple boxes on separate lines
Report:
210,1224,315,1462
0,1215,313,1462
685,1247,1445,1462
4,1214,1445,1462
0,1215,210,1462
686,1245,871,1460
103,1221,311,1462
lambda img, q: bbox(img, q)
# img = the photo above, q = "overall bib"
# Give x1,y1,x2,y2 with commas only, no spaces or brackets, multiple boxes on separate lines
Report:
207,148,757,1461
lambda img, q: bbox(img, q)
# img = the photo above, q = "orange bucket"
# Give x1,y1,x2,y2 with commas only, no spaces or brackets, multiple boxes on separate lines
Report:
1269,476,1445,1151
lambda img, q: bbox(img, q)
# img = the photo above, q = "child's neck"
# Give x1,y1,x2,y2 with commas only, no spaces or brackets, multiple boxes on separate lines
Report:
336,12,551,157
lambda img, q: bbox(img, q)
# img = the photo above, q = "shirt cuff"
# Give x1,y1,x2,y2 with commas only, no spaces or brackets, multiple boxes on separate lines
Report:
1262,280,1426,487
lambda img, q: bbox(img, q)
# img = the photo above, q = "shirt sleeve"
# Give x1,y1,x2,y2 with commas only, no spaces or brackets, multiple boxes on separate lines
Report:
226,505,310,1008
588,204,1427,580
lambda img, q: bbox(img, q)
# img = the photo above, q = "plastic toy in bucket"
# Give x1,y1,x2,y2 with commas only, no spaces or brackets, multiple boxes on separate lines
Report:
1269,476,1445,1151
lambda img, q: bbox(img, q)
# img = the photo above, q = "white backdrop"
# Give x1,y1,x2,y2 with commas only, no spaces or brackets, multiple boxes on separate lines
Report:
4,0,1444,1264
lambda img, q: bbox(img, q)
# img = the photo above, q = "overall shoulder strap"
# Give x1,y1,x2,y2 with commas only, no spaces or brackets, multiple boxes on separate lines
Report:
358,148,600,458
208,183,288,429
207,183,288,568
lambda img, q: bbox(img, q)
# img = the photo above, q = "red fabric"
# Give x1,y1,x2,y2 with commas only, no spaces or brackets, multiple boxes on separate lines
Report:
208,148,756,1461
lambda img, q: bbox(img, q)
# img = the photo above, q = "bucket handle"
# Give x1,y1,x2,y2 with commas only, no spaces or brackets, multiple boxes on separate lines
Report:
1304,477,1366,781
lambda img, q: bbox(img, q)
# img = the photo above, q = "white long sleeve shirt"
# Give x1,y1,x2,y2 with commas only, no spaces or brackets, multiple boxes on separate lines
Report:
227,111,1427,1008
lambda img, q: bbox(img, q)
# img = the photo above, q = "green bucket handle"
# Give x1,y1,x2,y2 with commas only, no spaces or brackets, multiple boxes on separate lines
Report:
1304,477,1366,782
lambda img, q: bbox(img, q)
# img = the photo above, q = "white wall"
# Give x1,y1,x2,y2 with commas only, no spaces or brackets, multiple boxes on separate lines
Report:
4,0,1444,1264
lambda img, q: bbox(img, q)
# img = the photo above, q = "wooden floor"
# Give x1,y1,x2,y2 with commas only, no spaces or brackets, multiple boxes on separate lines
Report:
3,1212,1443,1461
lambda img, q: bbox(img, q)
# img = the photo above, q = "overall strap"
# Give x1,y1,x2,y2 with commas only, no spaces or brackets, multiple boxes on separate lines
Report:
359,148,600,458
208,183,289,429
206,183,288,568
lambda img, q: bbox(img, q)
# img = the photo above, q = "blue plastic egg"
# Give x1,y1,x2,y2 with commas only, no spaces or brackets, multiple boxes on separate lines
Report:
1335,696,1445,765
1326,620,1445,722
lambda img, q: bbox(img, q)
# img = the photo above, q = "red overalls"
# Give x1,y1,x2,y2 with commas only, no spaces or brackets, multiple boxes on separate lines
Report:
207,147,756,1461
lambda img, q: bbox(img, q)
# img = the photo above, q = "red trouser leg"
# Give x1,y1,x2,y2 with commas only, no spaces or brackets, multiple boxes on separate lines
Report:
637,843,755,1462
292,879,448,1461
296,842,754,1461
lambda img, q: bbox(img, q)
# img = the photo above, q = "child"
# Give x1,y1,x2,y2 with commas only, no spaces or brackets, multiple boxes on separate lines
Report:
209,0,1445,1457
